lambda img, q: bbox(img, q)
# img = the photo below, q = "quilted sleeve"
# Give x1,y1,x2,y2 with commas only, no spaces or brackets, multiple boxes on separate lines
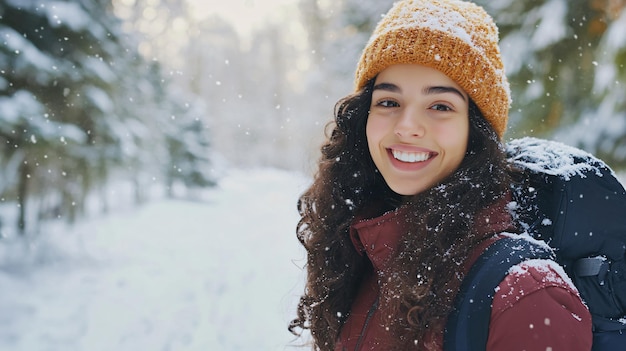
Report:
486,259,592,351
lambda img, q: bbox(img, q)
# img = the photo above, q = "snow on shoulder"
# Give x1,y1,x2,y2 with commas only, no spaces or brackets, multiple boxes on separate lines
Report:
506,137,607,181
508,258,579,294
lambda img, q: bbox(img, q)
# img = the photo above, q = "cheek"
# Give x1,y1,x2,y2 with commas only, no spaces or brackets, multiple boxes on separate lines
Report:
434,121,469,159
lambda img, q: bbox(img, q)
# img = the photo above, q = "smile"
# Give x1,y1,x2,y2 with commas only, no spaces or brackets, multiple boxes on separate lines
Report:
391,150,432,163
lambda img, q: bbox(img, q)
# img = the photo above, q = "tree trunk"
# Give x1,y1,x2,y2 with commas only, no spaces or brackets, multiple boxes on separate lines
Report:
17,161,30,235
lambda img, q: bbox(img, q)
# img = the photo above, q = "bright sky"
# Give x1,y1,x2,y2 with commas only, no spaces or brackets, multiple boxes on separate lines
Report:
111,0,306,66
112,0,301,39
186,0,300,37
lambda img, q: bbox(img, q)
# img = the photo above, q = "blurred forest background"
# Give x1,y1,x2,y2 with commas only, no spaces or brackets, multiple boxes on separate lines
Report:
1,0,625,236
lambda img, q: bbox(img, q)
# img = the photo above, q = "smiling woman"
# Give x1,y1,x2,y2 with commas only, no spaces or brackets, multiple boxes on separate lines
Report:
288,1,593,350
366,64,470,196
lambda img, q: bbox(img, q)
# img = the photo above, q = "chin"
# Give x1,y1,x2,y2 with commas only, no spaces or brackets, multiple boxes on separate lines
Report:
389,184,428,196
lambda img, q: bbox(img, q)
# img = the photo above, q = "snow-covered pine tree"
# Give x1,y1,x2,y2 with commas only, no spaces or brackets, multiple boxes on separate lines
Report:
0,0,215,234
557,5,626,168
163,100,216,197
477,0,626,168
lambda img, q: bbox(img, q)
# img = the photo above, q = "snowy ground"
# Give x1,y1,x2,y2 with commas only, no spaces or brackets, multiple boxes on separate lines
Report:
0,169,311,351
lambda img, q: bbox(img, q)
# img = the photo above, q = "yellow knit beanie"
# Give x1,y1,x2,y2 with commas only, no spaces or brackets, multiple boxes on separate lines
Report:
354,0,511,138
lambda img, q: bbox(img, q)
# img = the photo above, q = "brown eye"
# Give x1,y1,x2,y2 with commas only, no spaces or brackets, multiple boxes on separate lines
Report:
377,99,399,108
430,103,452,112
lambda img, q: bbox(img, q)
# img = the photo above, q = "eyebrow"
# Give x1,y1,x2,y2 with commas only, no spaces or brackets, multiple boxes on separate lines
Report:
373,82,400,93
373,82,467,101
424,86,467,101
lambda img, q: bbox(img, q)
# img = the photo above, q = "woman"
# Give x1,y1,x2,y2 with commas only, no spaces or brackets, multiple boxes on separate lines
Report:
289,0,592,350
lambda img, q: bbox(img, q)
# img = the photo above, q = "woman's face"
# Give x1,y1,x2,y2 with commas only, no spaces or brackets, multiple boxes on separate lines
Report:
366,64,470,196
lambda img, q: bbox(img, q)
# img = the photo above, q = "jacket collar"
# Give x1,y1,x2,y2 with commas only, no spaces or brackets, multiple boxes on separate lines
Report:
349,194,515,272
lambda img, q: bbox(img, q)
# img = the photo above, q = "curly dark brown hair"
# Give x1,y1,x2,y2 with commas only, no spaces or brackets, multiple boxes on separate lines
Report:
289,79,514,350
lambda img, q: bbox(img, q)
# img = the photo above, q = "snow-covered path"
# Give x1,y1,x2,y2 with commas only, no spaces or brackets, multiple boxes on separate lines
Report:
0,169,309,351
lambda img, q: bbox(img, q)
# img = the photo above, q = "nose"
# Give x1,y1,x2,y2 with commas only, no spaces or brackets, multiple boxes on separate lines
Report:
394,109,425,138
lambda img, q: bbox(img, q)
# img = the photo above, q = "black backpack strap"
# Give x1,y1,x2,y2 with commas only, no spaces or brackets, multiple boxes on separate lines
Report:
444,236,554,351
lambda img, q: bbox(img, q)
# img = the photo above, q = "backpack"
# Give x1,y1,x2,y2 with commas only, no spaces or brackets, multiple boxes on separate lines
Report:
444,137,626,351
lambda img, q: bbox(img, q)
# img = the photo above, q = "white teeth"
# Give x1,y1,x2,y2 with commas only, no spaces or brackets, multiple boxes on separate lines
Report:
392,150,430,163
